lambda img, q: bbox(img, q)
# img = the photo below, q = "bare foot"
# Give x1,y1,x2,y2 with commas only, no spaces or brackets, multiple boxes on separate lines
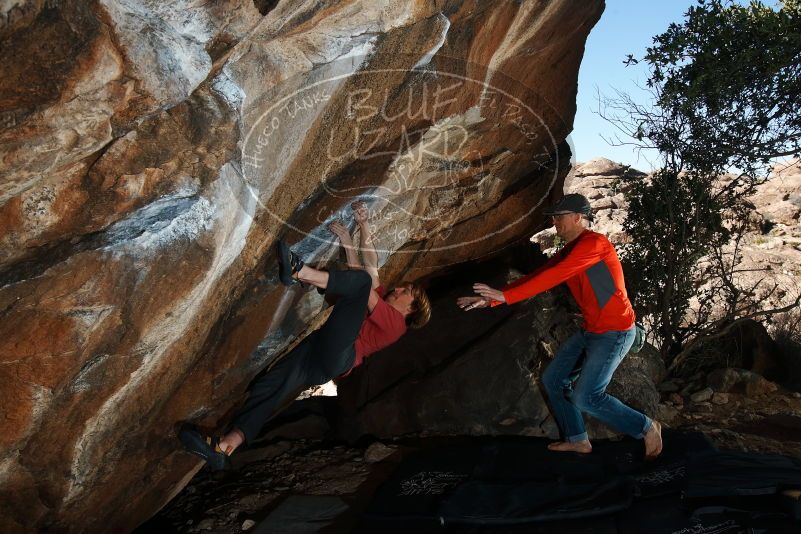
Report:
218,428,245,456
644,420,663,459
547,440,592,454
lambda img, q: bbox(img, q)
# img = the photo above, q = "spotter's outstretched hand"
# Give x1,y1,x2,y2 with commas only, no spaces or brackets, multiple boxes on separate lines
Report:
472,283,505,304
457,296,489,311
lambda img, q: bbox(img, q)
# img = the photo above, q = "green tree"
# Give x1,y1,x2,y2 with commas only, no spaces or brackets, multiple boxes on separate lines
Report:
645,0,801,175
602,0,801,368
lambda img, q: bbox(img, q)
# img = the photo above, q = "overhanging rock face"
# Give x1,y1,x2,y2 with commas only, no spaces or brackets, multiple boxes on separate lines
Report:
0,0,604,531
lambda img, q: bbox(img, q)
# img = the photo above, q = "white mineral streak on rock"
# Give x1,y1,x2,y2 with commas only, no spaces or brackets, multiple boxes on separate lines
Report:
480,0,564,102
0,0,42,35
0,383,54,467
412,13,450,70
98,0,214,107
1,1,259,206
101,186,211,254
230,0,437,203
65,163,256,502
251,289,328,372
26,383,53,440
212,69,247,111
137,197,212,249
231,2,424,205
266,289,298,337
0,456,15,487
230,0,417,93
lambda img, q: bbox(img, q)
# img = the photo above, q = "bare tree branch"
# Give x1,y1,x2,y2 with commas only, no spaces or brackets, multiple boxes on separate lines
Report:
668,293,801,373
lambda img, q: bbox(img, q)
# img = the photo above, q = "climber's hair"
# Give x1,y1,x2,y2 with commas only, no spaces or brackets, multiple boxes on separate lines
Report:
407,282,432,329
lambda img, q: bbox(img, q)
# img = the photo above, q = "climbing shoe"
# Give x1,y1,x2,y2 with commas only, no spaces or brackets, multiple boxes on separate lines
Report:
276,239,304,286
178,425,232,472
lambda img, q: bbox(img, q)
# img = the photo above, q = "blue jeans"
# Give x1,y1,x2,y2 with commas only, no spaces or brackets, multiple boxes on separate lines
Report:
541,327,652,443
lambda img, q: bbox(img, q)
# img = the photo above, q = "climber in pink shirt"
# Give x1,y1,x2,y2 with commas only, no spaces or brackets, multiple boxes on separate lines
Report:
180,201,431,470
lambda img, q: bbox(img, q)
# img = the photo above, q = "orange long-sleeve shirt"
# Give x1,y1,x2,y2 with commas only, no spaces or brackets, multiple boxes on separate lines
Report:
498,230,635,333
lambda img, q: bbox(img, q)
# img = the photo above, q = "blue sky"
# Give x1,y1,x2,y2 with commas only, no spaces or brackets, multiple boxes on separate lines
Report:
571,1,701,170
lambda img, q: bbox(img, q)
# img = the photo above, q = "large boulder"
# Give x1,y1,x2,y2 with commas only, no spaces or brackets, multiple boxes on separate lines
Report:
0,0,605,532
751,160,801,228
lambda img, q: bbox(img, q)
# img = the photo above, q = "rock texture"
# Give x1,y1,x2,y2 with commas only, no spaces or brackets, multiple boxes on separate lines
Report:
0,1,604,532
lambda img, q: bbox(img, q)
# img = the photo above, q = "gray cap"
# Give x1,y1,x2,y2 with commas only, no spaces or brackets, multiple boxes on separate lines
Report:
543,193,593,220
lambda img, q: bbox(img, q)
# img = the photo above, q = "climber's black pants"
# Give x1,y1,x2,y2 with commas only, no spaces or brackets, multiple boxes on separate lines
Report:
232,269,372,443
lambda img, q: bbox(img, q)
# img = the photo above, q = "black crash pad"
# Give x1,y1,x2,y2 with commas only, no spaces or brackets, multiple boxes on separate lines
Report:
358,431,801,533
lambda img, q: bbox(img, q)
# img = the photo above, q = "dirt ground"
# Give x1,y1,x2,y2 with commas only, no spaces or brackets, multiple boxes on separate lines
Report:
669,387,801,458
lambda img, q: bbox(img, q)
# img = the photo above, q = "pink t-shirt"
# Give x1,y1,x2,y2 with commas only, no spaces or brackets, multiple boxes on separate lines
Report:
352,286,407,369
